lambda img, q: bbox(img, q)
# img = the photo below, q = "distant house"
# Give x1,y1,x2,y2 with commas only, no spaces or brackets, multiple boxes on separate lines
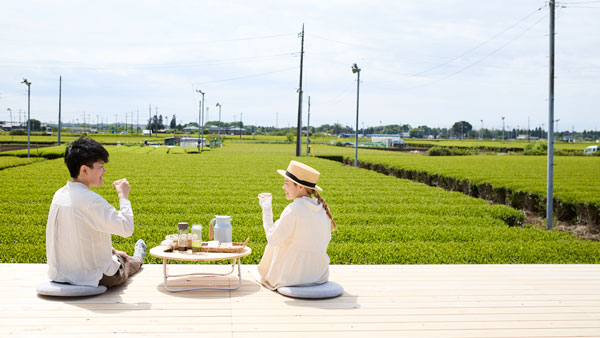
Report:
371,136,404,148
562,134,573,142
516,134,539,141
224,127,247,135
183,125,199,133
164,136,206,147
0,121,24,131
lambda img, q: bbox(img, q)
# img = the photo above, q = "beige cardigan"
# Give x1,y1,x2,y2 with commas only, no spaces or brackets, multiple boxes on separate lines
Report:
258,196,331,290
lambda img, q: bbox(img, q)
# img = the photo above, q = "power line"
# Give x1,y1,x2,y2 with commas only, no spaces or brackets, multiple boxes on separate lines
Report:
0,32,297,45
438,14,547,79
0,52,299,70
409,6,544,77
559,0,600,3
362,6,545,78
397,10,548,93
196,33,297,43
193,66,298,85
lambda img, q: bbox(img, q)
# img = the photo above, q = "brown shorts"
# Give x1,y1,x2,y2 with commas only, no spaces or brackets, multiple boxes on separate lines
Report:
99,255,142,288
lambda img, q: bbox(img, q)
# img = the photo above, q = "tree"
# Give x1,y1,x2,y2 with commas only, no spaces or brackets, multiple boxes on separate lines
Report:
146,115,165,132
170,115,176,129
27,119,42,131
452,121,472,138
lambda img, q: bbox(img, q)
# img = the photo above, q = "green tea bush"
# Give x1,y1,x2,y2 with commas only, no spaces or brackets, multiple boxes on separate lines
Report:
427,146,476,156
523,140,548,155
2,143,599,264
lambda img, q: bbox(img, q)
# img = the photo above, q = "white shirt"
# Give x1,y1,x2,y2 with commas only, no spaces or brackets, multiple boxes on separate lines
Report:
46,181,134,286
258,196,331,290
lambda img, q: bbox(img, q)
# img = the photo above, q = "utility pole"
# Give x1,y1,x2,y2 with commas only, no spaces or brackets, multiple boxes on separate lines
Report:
276,112,278,128
240,112,243,140
295,24,305,156
7,108,13,141
547,0,556,230
148,104,152,137
196,89,204,152
58,76,62,145
480,120,483,140
155,106,158,135
136,110,139,135
306,96,310,156
501,116,506,143
115,113,118,133
216,103,222,147
352,63,361,167
21,78,31,158
528,116,531,142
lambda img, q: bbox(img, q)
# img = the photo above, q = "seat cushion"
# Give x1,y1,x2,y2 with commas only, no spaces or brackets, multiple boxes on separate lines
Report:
277,281,343,299
36,281,107,297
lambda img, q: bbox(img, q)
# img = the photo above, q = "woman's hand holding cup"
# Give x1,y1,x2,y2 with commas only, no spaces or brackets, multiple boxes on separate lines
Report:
258,193,272,209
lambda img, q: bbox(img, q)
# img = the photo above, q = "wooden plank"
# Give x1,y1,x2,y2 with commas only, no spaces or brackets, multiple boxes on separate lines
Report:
2,306,600,318
2,313,600,325
1,263,600,337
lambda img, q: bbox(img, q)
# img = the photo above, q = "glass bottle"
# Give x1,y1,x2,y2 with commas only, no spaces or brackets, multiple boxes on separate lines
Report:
191,224,202,252
178,222,189,252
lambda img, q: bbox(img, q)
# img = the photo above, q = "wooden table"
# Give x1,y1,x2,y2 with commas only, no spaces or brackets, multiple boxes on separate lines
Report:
149,245,252,292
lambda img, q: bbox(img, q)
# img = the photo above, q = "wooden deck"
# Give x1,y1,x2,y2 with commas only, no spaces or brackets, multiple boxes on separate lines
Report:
1,263,600,337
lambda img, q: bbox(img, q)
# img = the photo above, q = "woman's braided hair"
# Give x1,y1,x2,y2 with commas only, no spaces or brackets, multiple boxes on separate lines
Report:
308,189,337,231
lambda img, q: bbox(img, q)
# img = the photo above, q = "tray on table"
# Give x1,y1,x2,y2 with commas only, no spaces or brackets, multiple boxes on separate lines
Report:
164,235,250,253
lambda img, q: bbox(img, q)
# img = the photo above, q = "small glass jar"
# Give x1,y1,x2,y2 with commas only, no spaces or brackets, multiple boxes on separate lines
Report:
178,222,189,252
191,224,202,252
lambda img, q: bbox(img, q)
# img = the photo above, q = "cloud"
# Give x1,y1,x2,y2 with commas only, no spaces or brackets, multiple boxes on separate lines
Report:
0,0,597,131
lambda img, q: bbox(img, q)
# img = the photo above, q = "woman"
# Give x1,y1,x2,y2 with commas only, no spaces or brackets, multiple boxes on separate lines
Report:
256,160,337,290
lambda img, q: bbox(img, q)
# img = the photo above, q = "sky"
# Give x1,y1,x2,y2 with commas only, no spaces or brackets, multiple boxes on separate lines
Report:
1,0,599,132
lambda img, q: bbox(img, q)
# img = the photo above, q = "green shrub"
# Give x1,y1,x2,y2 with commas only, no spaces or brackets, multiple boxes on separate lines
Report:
285,133,295,142
427,146,475,156
523,140,548,155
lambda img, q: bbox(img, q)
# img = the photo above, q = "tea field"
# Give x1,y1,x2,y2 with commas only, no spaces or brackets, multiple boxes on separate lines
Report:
401,139,596,152
1,143,600,264
0,156,44,170
313,145,600,207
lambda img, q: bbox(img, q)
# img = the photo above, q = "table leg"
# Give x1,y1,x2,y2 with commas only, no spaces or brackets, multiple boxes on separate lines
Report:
162,258,243,292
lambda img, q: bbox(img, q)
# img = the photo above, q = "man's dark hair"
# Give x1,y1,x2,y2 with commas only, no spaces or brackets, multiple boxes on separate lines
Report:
64,136,109,178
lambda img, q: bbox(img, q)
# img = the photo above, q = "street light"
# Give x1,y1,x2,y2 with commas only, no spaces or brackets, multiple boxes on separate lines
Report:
351,63,361,167
501,116,505,144
7,108,13,141
480,119,483,140
196,89,205,152
215,103,222,147
58,76,62,145
21,78,31,158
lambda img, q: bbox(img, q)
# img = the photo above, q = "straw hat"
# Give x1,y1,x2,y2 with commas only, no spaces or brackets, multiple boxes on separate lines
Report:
277,160,323,191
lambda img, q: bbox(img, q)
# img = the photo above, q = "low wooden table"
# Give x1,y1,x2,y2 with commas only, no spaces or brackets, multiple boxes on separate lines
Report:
149,245,252,292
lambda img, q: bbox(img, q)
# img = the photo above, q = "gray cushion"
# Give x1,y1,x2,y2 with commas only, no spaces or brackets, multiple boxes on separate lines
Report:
277,281,343,299
36,281,107,297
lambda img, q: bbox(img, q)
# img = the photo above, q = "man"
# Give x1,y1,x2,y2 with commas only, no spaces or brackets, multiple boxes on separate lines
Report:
46,136,146,287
